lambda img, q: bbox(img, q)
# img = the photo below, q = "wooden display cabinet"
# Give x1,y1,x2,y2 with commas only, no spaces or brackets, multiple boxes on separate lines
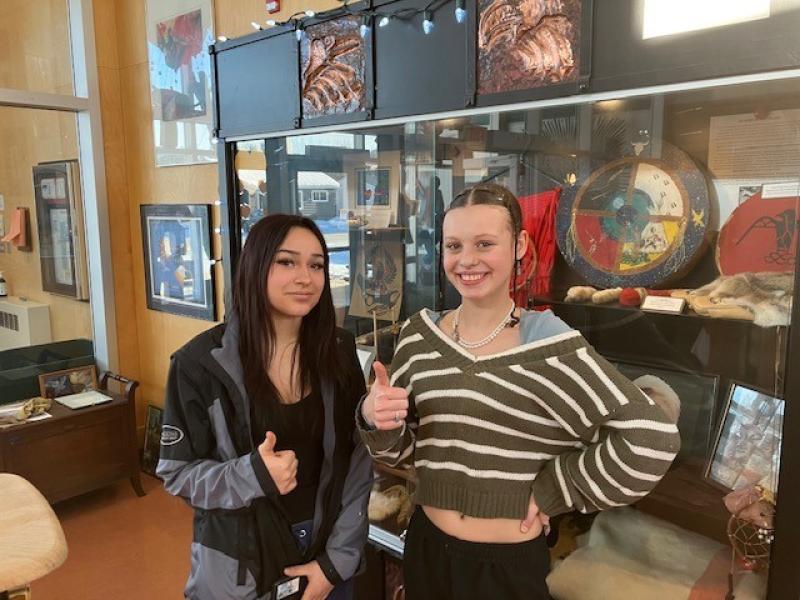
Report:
0,373,144,504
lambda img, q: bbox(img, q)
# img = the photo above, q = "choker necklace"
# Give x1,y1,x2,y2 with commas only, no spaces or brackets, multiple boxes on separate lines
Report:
452,300,517,349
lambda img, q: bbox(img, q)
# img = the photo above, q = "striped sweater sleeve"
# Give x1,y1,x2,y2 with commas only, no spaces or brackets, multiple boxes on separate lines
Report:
357,320,418,468
531,346,681,517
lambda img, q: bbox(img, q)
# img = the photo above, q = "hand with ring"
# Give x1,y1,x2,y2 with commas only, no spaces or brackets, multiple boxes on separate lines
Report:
361,361,409,431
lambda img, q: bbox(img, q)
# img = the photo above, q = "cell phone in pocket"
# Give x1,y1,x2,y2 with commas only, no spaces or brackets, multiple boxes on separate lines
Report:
272,575,307,600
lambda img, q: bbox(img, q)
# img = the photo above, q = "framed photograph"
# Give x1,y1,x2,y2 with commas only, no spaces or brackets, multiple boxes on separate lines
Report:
356,344,377,384
142,405,164,476
145,0,216,167
706,382,784,494
39,365,97,398
32,161,90,299
140,204,216,321
614,361,719,464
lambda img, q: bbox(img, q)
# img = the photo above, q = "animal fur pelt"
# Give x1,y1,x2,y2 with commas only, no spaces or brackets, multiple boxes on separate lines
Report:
368,485,410,523
689,272,793,327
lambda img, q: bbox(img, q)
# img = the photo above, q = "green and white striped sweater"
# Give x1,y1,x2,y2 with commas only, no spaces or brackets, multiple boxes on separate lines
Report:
359,309,680,519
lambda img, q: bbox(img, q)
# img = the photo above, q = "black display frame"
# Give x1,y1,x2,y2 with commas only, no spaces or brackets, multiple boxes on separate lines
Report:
209,4,800,597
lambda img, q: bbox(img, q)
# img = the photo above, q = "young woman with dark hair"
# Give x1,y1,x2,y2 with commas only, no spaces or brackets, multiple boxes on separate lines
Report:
357,183,681,599
158,214,372,600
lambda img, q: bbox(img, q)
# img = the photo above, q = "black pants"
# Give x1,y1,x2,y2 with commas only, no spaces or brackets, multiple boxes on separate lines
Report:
403,508,553,600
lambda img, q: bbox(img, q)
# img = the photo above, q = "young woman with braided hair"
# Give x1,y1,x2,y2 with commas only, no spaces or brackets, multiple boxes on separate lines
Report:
357,183,680,599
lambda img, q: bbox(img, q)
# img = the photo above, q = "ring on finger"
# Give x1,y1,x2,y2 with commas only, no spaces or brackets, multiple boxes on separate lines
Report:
394,411,401,423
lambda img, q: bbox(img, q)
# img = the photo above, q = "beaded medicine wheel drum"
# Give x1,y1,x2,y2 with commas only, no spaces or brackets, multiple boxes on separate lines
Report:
556,142,711,288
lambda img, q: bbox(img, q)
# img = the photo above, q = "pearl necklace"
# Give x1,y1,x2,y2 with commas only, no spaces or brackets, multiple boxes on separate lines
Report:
452,301,517,349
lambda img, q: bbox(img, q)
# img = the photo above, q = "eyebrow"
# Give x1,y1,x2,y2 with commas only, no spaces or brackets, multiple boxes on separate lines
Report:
444,233,500,240
276,248,325,258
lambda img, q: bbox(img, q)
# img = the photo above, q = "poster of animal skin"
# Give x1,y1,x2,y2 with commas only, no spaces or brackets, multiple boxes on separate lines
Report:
301,16,366,119
478,0,582,95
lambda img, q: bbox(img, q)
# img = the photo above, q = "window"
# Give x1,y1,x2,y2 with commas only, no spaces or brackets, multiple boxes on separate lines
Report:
311,190,329,203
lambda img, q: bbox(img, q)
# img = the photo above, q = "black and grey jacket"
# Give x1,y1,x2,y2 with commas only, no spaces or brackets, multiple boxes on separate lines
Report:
157,318,373,600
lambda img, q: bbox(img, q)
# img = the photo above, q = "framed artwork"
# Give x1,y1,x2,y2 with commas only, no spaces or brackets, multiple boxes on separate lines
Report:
32,161,90,299
476,0,592,103
145,0,216,167
140,204,216,321
39,365,97,398
300,12,373,126
614,361,718,464
344,153,400,226
706,382,784,494
356,168,391,207
142,405,164,476
349,229,405,323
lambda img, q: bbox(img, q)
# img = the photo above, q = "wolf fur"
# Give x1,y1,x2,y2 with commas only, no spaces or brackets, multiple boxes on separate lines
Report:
690,272,793,327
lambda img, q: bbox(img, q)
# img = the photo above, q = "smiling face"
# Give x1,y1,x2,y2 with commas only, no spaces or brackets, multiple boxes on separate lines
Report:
442,204,528,303
266,226,327,319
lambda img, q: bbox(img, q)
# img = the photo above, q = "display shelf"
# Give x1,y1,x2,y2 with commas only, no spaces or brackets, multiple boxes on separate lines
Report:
534,293,789,328
368,524,405,559
635,462,730,544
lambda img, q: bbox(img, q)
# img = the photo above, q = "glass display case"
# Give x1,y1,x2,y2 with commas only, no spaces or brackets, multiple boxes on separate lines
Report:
225,74,800,598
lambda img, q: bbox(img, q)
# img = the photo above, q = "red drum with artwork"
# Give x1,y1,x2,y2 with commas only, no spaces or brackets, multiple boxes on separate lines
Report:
717,191,800,275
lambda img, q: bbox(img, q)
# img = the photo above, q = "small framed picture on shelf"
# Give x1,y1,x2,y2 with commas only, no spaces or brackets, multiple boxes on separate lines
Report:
141,405,164,477
613,361,718,464
705,382,784,494
38,365,97,399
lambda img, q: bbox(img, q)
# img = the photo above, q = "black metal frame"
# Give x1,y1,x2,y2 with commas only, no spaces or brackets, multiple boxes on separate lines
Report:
209,3,800,596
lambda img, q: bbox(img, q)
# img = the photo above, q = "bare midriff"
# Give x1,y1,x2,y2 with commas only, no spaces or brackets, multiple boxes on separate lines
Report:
422,505,543,543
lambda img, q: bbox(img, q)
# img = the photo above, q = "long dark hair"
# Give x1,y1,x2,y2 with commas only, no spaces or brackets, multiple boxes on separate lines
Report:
232,214,342,407
438,183,524,298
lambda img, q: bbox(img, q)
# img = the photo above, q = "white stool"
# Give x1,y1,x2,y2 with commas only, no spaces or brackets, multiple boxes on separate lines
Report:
0,474,67,599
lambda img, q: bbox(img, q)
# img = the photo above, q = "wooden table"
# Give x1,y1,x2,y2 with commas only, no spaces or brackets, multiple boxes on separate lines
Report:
0,391,144,504
0,474,68,595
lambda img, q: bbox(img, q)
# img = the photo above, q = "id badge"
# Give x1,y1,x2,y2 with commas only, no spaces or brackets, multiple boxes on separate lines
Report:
272,575,303,600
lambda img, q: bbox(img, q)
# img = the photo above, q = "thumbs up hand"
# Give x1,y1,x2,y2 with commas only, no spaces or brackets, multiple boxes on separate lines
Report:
361,361,409,431
258,431,298,495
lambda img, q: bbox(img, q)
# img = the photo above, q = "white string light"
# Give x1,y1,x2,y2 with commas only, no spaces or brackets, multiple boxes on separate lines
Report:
255,0,458,38
216,35,228,42
360,15,371,38
455,0,466,24
422,10,434,34
251,21,262,30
